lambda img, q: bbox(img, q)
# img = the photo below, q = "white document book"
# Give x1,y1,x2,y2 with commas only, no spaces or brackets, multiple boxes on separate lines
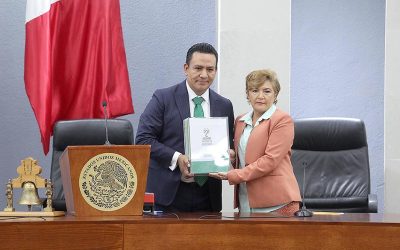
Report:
183,117,230,174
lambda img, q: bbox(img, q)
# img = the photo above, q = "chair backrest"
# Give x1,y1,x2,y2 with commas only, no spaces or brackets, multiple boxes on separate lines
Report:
291,117,374,212
50,119,134,210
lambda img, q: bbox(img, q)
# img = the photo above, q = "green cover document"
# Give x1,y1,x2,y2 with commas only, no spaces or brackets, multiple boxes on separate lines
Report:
183,117,230,174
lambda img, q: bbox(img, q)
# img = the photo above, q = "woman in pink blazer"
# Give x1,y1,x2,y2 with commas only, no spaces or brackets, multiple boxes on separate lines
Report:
211,69,301,215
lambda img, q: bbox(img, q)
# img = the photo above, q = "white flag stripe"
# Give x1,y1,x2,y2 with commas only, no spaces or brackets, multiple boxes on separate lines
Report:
26,0,60,23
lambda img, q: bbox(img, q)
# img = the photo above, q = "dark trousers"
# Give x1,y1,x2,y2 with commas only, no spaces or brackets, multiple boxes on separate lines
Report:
155,181,212,212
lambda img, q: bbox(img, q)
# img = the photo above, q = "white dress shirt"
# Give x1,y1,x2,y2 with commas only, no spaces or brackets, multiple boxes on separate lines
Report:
169,81,210,183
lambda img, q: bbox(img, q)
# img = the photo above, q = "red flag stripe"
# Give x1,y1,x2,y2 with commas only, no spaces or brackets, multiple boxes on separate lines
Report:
24,0,133,154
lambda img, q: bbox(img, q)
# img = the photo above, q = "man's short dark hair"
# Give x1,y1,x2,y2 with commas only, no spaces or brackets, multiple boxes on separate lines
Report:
186,43,218,67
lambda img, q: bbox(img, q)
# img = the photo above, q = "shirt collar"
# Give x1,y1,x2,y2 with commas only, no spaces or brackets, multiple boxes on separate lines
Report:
186,81,210,104
240,104,277,125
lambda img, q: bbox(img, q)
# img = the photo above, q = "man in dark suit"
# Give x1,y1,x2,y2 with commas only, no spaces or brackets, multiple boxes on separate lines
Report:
136,43,234,212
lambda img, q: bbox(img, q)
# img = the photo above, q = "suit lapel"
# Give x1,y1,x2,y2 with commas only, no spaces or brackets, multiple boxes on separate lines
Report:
209,90,220,117
234,119,246,168
234,120,246,149
175,81,190,120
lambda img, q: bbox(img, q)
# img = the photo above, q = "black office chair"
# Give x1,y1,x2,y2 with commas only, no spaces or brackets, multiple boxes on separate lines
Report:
291,117,378,213
50,119,134,211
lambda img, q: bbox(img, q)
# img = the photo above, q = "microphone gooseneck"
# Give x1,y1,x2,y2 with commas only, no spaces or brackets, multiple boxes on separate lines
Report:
102,101,111,145
294,161,313,217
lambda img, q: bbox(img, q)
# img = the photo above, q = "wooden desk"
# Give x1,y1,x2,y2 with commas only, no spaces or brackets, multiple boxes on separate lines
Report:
1,213,400,249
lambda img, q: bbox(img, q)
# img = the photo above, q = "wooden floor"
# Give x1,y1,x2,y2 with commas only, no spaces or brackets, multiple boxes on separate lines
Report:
1,213,400,249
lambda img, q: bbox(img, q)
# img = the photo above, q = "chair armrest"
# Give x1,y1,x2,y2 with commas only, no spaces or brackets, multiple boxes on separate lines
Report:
368,193,378,213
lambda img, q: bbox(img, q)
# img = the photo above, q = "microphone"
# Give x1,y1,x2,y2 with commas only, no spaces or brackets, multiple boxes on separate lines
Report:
295,161,313,217
102,100,111,145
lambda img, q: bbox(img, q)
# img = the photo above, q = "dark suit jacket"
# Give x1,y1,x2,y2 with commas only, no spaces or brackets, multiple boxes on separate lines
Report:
136,81,234,211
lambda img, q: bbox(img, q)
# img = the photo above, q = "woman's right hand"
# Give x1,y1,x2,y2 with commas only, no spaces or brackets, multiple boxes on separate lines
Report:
209,172,228,180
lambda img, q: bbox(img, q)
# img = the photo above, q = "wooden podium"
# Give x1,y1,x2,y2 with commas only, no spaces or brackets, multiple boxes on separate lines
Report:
59,145,150,216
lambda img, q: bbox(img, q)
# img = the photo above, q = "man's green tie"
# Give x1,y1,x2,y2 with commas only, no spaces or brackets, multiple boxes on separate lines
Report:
192,96,208,186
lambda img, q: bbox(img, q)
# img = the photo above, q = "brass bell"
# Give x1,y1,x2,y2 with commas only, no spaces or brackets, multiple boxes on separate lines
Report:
19,182,42,210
